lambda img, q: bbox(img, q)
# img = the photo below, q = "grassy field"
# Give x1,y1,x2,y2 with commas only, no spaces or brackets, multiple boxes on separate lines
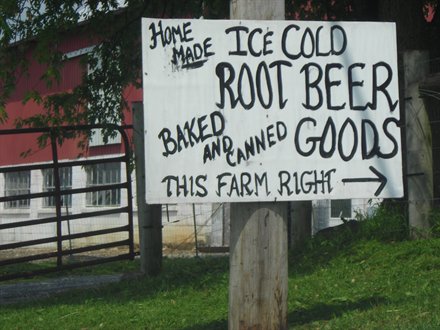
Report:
2,205,440,329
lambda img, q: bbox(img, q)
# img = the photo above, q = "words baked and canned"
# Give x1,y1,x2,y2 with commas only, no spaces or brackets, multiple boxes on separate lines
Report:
141,18,403,203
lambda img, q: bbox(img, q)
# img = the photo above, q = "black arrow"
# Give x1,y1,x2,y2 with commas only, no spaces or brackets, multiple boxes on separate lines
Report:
342,166,387,197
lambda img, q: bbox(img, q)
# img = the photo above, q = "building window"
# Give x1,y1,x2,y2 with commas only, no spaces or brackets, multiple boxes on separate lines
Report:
89,128,121,146
4,171,31,208
42,167,72,208
86,162,121,206
330,199,352,219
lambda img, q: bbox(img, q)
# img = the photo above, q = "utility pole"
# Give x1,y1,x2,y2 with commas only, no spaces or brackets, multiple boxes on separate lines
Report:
228,1,288,329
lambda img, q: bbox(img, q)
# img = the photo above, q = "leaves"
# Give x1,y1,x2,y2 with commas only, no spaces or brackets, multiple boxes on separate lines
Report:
0,0,227,145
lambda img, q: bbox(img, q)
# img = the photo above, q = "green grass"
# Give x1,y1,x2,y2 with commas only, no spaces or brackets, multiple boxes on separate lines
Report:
0,256,141,283
2,205,440,329
289,239,440,329
2,241,440,329
1,257,229,329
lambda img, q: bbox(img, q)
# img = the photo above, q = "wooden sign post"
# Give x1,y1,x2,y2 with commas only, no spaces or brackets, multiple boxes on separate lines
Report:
229,203,288,329
228,2,288,329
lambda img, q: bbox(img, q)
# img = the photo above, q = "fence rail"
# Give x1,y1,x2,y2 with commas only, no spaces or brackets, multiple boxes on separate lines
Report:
0,124,135,281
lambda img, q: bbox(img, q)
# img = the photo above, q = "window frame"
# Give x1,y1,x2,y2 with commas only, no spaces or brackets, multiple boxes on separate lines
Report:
42,167,73,208
330,199,352,219
86,162,121,207
4,171,31,209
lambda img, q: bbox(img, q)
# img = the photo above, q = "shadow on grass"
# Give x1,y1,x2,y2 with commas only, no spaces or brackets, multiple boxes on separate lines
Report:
181,318,227,330
288,295,387,327
2,256,230,308
177,296,387,330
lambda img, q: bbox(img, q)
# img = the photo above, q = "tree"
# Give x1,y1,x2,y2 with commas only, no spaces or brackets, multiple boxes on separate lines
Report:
0,0,228,143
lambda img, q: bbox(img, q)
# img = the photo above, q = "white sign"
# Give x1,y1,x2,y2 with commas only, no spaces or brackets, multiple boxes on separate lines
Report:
141,18,403,204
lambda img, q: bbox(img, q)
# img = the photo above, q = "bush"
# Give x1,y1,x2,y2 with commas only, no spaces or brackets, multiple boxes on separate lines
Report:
429,207,440,237
357,200,408,242
309,200,409,248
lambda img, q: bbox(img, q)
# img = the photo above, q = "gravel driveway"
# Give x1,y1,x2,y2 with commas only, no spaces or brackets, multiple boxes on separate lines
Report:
0,274,124,305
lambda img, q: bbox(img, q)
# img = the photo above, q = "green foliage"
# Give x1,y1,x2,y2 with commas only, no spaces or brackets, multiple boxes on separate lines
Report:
303,201,409,255
428,207,440,237
289,200,410,277
357,201,409,242
0,0,228,144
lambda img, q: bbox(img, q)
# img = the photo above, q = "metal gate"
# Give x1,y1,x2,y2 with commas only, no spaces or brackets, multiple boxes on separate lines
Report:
0,124,134,281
